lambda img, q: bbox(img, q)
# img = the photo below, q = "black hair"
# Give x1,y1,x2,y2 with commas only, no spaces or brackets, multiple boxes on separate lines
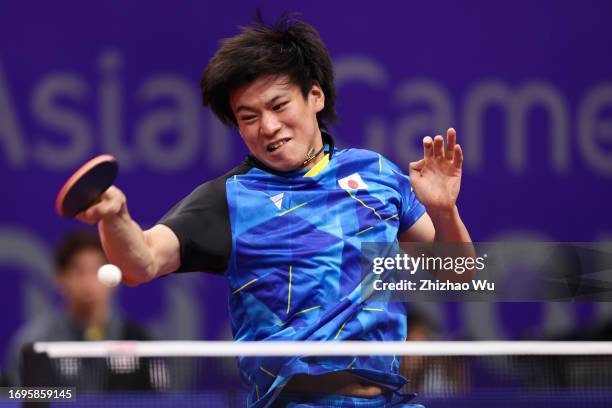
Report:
54,230,104,273
201,14,337,130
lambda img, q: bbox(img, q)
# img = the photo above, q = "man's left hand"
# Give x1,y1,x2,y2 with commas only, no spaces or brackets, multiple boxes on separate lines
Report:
408,128,463,217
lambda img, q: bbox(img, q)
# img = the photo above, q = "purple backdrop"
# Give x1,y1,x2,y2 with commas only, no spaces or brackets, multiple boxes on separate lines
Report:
2,0,612,367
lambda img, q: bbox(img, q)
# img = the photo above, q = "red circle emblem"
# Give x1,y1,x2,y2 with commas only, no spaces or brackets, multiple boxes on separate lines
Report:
347,179,359,189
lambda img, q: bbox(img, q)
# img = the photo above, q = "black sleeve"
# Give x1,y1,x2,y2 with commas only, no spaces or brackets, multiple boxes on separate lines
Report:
157,163,251,274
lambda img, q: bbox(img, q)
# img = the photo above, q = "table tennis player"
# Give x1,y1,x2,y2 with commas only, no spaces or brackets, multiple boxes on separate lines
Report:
74,15,473,408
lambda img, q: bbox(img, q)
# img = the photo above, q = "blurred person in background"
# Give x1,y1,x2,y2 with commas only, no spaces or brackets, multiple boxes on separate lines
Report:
401,311,468,397
5,230,156,390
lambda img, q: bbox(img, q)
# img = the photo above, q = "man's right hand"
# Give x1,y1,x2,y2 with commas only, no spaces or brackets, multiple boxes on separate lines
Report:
73,185,180,286
75,186,127,225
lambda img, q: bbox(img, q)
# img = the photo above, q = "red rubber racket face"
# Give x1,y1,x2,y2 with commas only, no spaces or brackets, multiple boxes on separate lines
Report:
55,155,119,218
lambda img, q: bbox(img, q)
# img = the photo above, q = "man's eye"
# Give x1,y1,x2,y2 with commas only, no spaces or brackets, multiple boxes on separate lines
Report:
273,102,288,111
241,116,256,122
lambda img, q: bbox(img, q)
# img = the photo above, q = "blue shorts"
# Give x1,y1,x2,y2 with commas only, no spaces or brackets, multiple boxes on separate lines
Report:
270,391,424,407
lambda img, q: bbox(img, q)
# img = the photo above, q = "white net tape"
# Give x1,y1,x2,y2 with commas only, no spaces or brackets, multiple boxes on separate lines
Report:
33,341,612,358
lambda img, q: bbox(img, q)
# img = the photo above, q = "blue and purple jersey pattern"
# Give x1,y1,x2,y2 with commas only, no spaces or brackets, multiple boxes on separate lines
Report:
224,147,426,408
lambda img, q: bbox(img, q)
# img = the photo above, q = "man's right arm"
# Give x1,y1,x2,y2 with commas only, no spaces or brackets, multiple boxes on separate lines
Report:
76,186,180,286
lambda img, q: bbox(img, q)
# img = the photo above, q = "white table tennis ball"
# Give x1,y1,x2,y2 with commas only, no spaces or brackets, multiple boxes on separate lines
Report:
97,264,122,287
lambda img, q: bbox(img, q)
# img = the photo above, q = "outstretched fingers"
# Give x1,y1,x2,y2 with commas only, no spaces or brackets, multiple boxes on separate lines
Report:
445,128,456,161
422,130,462,171
453,144,463,170
433,135,444,159
423,136,434,160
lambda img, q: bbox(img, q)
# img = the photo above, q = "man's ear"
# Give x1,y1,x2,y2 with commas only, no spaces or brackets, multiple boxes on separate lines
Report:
310,83,325,113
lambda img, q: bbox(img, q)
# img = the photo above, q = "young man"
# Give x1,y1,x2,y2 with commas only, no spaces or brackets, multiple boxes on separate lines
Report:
76,16,472,407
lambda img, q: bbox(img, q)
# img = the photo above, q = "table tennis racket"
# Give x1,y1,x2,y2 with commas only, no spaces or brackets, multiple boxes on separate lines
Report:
55,154,119,218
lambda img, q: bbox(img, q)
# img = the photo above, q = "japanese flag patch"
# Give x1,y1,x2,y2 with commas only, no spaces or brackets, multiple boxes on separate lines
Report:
338,173,369,191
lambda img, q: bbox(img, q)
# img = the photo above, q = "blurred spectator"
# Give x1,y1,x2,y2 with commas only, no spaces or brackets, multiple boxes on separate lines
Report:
4,230,158,390
401,310,469,396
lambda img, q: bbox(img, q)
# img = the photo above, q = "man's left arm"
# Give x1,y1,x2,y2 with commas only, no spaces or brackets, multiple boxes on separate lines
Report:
399,128,476,281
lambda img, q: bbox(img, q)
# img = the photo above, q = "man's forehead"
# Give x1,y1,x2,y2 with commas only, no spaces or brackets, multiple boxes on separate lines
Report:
66,248,105,265
230,75,296,109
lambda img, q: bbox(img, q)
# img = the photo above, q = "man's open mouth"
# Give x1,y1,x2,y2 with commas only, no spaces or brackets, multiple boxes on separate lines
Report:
267,138,291,152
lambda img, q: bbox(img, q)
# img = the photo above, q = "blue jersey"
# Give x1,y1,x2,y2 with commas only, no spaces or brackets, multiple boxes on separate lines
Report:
159,134,426,407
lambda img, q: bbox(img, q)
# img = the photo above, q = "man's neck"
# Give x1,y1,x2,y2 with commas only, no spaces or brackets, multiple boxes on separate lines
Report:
302,142,326,169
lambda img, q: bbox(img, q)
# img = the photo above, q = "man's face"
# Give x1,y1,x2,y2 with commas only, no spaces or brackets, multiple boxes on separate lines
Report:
57,248,111,313
230,75,325,172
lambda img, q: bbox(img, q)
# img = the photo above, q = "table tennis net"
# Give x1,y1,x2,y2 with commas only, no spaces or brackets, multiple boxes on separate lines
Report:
19,341,612,407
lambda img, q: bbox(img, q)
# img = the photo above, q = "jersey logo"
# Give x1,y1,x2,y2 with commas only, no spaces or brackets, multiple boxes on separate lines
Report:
270,192,284,210
338,173,369,191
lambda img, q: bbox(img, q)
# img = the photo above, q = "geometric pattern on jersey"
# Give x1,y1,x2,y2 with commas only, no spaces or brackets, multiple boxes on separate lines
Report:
225,145,425,408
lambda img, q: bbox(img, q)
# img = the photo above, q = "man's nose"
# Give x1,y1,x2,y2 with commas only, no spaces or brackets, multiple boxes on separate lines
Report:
260,111,282,136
